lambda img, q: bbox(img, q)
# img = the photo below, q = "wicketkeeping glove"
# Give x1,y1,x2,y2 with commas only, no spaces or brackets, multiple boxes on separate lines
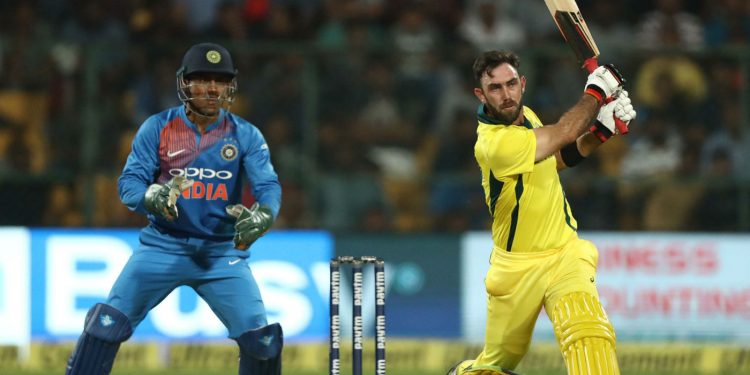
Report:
144,176,194,221
225,202,274,250
585,64,625,105
590,90,637,143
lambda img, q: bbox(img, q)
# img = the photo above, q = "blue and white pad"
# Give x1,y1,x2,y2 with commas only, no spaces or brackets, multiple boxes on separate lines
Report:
66,303,133,375
237,323,283,375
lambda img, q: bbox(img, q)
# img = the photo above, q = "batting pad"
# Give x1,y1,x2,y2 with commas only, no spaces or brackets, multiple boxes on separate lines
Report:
237,323,283,375
66,303,133,375
551,292,619,375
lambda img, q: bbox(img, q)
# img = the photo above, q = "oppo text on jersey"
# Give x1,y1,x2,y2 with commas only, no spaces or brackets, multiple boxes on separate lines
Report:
169,168,233,180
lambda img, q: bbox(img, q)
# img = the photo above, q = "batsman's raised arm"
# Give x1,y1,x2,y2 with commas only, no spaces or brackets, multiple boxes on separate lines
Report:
533,94,598,162
533,64,624,163
555,90,637,170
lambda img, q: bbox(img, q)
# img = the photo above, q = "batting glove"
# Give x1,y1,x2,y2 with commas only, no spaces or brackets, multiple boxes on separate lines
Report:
585,64,625,105
225,202,274,250
144,176,194,221
590,90,637,142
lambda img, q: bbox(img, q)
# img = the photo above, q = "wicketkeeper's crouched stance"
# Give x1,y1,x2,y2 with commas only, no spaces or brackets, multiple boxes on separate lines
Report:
66,304,283,375
449,51,635,375
65,42,284,375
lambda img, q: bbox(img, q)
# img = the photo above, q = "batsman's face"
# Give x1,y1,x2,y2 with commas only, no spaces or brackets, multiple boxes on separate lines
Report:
475,63,526,124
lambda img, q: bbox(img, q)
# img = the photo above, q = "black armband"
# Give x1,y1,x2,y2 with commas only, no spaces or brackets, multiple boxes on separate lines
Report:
560,142,585,167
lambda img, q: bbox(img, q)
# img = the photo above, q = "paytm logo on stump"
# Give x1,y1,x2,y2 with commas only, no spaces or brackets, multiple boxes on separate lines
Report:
0,228,332,345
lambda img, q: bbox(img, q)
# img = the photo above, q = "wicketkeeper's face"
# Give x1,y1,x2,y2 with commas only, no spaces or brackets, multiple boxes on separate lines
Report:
186,73,234,116
475,63,526,124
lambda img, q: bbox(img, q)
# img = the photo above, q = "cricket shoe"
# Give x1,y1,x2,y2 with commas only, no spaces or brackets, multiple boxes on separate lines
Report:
446,360,521,375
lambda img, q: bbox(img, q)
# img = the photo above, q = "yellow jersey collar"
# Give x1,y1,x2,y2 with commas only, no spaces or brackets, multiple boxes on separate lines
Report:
476,104,533,129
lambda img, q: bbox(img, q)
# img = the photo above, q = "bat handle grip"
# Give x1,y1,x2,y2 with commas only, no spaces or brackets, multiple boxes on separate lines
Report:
615,118,629,135
583,57,598,73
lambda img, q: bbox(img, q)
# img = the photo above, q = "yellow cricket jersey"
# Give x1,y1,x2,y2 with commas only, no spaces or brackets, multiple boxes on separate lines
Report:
474,105,577,254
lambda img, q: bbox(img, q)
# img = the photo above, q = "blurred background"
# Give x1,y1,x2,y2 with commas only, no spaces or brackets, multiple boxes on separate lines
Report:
0,0,749,374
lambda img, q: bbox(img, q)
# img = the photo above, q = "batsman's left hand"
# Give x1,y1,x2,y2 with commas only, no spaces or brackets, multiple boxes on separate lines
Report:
225,202,274,250
590,90,636,142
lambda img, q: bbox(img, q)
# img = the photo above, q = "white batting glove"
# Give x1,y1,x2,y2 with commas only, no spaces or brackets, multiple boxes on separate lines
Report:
589,90,637,142
613,91,636,126
585,64,625,105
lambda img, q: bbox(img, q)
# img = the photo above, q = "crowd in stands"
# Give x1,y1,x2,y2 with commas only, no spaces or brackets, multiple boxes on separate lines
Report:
0,0,748,232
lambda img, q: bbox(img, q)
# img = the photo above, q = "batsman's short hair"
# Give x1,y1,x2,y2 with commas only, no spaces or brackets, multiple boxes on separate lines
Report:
473,50,521,83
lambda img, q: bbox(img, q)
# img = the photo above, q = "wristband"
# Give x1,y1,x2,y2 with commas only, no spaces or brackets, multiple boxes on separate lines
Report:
584,87,605,106
560,142,586,167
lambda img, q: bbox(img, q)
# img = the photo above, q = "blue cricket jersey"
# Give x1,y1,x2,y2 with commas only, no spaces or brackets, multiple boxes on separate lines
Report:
118,105,281,255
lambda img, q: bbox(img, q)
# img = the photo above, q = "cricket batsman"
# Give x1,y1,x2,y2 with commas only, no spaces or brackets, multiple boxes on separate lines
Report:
448,50,636,375
65,42,283,375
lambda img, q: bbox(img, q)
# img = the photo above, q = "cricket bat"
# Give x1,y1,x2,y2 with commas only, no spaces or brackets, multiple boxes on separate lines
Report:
544,0,628,133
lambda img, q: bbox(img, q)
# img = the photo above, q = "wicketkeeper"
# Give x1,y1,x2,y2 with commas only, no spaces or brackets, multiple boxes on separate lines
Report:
65,42,283,375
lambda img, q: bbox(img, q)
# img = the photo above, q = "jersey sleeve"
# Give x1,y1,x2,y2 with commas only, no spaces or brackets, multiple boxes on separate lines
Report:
481,126,536,178
241,126,282,218
118,116,161,215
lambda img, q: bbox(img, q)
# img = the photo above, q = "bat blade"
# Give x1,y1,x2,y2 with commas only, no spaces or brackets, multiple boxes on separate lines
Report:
545,0,629,134
544,0,600,71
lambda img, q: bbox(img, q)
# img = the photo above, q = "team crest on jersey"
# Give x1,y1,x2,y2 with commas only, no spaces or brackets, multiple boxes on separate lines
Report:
206,50,221,64
221,144,238,161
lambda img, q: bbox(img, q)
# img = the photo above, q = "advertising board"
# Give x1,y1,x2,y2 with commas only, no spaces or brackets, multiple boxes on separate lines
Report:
461,232,750,343
0,228,333,346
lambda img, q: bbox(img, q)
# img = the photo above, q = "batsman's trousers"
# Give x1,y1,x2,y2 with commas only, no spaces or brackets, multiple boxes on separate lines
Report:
473,237,619,374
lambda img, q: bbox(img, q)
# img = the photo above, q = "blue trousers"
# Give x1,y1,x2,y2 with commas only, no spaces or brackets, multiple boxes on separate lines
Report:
106,246,267,338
